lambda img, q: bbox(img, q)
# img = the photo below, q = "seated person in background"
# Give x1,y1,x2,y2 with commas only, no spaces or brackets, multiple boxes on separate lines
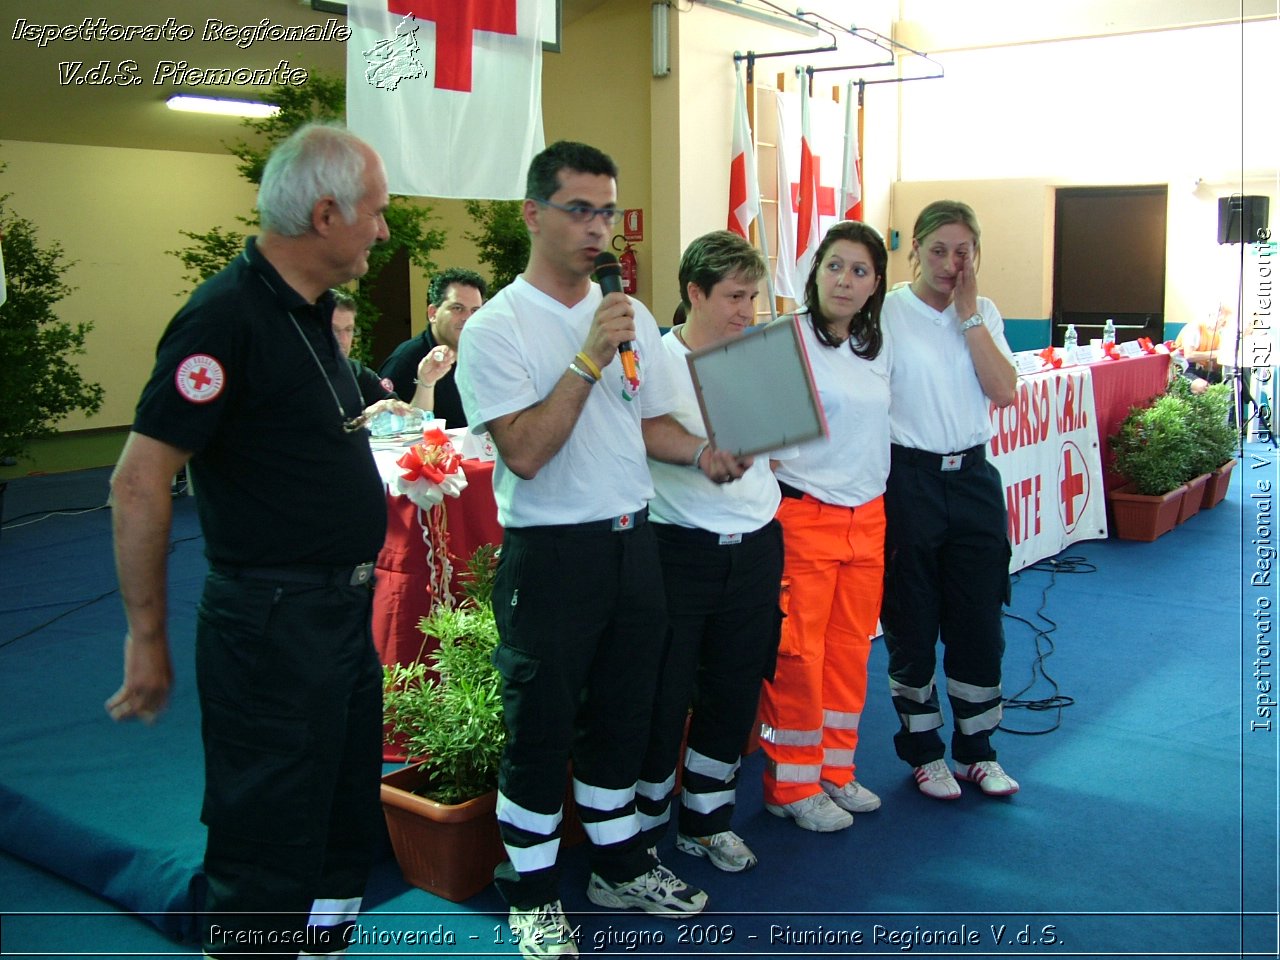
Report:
1175,302,1234,394
334,291,450,423
378,267,487,425
333,290,396,407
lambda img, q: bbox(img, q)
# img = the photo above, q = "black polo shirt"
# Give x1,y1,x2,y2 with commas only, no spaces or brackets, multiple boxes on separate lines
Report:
377,327,468,427
133,238,386,568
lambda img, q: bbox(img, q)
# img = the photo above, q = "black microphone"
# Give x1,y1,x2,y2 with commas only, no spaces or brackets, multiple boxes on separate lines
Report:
594,252,637,380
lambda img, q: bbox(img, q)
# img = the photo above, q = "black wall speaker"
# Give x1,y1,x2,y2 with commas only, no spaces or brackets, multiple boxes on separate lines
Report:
1217,195,1270,244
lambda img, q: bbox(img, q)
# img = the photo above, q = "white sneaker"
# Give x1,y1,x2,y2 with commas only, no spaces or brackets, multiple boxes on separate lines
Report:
820,778,882,813
913,759,962,800
765,792,853,832
955,760,1020,796
508,900,579,958
676,830,758,872
586,862,708,917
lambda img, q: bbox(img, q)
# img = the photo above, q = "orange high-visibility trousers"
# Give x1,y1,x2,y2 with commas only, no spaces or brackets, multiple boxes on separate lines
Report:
759,494,885,806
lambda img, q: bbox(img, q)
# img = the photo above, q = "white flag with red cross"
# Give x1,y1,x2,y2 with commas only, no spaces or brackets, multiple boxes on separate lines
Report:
773,86,843,301
346,0,545,200
727,62,761,239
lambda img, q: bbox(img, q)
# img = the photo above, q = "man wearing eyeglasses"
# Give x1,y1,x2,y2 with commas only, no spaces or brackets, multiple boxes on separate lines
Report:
457,141,748,959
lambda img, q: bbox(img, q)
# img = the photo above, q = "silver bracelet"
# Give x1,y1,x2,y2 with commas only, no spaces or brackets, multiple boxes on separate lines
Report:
568,362,597,385
691,439,710,469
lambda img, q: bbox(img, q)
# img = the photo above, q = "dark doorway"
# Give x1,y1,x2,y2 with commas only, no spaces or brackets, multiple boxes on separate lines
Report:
365,246,413,369
1052,185,1168,346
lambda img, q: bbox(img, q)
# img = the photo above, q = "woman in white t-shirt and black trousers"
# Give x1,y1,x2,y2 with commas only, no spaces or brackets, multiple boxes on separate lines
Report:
880,200,1021,801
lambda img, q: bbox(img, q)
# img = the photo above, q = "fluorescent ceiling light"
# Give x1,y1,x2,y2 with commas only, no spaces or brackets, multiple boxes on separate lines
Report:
166,95,280,119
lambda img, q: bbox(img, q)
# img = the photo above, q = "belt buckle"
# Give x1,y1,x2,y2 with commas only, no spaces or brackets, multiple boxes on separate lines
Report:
349,562,375,586
611,512,635,532
941,453,964,471
718,532,742,546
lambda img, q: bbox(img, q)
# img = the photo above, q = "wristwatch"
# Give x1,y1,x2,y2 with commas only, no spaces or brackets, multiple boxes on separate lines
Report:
959,313,984,333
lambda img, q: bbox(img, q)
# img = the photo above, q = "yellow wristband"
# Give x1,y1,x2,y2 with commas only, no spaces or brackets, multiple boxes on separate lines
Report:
574,352,602,381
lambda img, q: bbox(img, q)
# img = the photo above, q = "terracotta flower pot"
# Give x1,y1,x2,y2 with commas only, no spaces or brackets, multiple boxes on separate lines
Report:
1176,473,1210,524
381,762,587,902
1200,458,1237,510
1108,483,1186,542
381,763,505,903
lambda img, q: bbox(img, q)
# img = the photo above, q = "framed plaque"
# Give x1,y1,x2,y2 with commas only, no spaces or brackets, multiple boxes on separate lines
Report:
685,316,827,457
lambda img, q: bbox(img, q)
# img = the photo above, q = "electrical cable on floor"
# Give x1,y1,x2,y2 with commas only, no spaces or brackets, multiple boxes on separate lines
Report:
1,502,109,530
998,554,1092,735
0,534,201,652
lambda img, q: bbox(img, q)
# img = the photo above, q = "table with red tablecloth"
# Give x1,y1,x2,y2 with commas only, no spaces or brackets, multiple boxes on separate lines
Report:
990,350,1172,569
371,457,502,668
1087,351,1172,489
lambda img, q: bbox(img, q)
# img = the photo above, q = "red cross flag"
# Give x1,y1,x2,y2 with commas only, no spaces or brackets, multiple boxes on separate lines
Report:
727,62,760,240
839,84,863,222
346,0,545,199
773,86,842,300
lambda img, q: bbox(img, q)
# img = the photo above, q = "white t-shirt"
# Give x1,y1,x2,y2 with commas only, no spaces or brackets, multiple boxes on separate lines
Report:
647,328,781,535
882,286,1013,454
772,312,892,508
457,276,677,528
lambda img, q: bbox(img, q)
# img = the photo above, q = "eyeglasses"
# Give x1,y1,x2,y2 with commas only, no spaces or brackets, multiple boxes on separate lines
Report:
528,197,624,226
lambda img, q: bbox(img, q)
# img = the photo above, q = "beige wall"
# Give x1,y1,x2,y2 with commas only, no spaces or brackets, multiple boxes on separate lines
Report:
889,18,1279,327
0,139,255,430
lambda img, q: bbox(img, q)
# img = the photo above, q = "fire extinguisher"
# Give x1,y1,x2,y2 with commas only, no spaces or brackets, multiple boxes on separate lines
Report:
613,236,639,295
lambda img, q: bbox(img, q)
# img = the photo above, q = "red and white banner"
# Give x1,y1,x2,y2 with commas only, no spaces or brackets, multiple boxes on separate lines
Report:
839,85,862,222
346,0,545,199
773,88,843,300
727,62,761,240
989,366,1108,572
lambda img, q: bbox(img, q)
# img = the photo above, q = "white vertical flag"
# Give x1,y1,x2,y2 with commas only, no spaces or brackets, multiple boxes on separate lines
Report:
840,82,863,221
727,62,761,239
346,0,545,199
773,90,799,299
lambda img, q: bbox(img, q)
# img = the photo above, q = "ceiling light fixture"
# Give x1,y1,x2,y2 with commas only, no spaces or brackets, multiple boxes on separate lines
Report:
165,95,280,119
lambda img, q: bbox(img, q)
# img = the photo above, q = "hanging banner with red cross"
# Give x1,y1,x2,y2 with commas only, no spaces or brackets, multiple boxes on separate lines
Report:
988,366,1109,571
346,0,544,200
773,87,843,300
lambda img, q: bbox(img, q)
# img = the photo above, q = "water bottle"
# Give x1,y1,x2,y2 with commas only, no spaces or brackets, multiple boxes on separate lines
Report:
1102,318,1116,347
1064,324,1078,351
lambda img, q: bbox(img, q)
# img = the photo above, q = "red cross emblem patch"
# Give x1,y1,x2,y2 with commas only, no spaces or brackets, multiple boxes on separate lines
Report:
174,354,226,404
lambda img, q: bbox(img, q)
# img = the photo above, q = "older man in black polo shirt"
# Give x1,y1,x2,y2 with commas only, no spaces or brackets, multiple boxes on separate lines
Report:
107,123,390,958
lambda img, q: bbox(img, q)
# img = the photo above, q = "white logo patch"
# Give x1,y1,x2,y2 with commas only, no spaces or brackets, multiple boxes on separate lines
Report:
174,354,225,404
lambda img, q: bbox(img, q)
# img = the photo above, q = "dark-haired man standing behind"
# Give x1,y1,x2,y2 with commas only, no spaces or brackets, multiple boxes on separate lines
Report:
458,141,747,959
379,267,486,425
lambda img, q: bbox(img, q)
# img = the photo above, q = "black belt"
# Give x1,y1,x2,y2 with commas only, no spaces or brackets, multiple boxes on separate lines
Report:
515,507,648,536
213,561,376,587
891,443,987,473
653,519,773,547
778,481,806,500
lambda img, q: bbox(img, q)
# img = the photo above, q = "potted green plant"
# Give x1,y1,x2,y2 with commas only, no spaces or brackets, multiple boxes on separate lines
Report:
0,167,105,492
1175,379,1238,510
1107,393,1195,541
379,545,508,902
